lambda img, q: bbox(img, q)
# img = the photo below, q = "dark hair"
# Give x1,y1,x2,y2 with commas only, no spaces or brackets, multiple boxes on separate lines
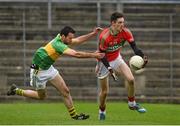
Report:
111,12,124,22
60,26,75,37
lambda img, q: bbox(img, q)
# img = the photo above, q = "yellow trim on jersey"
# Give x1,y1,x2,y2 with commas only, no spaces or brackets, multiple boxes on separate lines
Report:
44,42,60,61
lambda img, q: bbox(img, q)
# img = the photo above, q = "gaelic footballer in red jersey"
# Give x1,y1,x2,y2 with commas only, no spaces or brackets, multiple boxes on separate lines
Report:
96,12,148,120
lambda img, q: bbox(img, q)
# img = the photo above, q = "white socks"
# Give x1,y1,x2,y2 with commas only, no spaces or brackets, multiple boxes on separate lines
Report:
128,101,136,107
99,109,106,114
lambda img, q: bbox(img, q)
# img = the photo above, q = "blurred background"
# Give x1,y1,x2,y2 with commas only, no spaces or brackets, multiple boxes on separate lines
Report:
0,0,179,104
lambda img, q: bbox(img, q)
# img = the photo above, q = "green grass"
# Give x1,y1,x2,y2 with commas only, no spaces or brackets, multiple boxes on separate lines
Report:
0,102,179,125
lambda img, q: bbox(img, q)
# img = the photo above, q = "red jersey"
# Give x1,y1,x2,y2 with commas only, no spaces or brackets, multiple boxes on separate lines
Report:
99,27,134,62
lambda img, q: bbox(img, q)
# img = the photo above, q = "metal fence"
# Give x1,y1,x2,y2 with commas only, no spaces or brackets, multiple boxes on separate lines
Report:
0,0,180,102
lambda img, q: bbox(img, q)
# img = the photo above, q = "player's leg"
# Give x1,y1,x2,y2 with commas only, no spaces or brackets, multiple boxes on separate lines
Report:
49,73,73,109
109,55,135,99
98,76,109,120
7,66,48,99
118,62,135,98
117,63,146,113
96,61,110,120
7,84,46,99
49,73,89,120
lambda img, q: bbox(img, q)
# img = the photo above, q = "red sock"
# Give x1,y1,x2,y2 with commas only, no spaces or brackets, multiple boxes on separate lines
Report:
99,105,106,112
128,96,135,102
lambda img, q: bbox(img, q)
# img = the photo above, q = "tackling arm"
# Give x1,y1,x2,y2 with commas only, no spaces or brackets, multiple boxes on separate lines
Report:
71,27,103,46
63,48,104,59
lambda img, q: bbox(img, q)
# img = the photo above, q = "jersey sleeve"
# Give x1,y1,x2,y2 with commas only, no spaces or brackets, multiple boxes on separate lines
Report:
57,42,69,54
52,40,69,55
123,28,134,43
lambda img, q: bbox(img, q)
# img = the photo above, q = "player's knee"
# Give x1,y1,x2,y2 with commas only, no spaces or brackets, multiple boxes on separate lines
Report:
38,93,46,100
37,90,47,100
127,77,135,86
100,89,109,96
62,87,70,98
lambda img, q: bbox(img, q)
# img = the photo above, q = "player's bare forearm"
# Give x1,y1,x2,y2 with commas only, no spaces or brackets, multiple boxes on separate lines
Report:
74,51,104,59
71,27,103,45
64,48,104,59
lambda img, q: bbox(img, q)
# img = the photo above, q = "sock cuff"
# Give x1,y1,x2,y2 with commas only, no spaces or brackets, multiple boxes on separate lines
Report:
128,96,135,102
68,107,75,112
99,105,106,112
68,107,77,118
15,88,24,96
128,101,136,107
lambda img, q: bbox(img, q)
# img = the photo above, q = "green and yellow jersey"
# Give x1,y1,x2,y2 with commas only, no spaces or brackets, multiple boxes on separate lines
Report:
32,34,69,70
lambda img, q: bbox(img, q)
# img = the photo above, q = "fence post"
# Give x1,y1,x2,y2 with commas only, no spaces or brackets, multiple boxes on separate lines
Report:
22,11,27,86
48,0,52,29
116,2,123,13
169,14,173,98
96,1,101,103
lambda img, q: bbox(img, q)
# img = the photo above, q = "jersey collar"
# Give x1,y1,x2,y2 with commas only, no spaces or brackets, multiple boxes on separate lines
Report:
57,34,61,40
110,26,119,36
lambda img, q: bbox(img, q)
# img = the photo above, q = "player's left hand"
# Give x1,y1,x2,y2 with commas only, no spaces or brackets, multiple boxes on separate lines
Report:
142,55,148,68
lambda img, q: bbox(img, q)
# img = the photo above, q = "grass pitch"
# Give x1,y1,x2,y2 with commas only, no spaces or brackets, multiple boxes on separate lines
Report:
0,102,179,125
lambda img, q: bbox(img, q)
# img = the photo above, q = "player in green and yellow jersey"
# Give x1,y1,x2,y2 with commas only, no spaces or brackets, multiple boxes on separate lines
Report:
7,26,104,120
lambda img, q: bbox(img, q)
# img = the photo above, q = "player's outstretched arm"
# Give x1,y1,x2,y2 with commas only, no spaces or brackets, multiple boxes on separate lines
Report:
71,27,103,46
63,48,104,59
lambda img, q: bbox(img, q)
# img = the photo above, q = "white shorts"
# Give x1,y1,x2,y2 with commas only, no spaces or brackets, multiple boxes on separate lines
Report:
30,65,58,90
97,55,125,79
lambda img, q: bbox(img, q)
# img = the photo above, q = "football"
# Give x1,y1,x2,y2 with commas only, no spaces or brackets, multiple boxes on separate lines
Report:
129,55,144,71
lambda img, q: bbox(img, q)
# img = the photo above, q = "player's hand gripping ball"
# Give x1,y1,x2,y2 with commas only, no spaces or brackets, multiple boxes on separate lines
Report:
129,55,144,71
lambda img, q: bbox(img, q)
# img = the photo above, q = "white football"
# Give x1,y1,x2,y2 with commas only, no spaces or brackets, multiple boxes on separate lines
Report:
129,55,144,71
